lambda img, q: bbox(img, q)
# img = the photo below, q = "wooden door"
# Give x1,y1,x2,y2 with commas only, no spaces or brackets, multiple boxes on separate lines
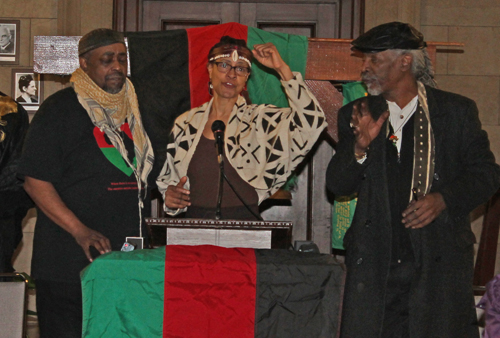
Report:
115,0,363,38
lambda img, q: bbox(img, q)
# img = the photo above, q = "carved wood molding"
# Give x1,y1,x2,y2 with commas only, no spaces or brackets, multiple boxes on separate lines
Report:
113,0,364,38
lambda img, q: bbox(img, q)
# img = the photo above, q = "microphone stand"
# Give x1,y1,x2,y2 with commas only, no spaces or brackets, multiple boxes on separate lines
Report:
215,151,224,220
222,172,263,221
215,153,263,221
211,119,261,221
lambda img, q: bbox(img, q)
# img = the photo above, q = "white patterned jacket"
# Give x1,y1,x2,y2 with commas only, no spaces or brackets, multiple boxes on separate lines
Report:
157,73,326,215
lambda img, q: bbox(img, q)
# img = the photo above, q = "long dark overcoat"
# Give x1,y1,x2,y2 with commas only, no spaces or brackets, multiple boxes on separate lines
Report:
326,86,500,338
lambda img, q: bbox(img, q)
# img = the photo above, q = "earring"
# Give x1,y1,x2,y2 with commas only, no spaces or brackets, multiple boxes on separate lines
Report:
208,80,213,96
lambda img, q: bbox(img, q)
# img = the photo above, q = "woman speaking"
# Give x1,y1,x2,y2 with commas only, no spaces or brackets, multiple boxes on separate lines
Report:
157,36,326,220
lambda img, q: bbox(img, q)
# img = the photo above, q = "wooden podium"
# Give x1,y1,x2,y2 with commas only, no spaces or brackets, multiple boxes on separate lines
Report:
145,218,292,249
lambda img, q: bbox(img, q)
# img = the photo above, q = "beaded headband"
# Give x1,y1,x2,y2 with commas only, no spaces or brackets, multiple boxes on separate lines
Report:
209,49,252,68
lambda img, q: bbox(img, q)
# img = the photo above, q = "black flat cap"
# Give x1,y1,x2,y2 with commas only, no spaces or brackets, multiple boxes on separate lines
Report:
351,22,426,53
78,28,125,56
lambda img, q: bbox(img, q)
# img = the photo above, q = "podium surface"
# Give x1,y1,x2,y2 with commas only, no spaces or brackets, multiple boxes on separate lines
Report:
146,218,293,249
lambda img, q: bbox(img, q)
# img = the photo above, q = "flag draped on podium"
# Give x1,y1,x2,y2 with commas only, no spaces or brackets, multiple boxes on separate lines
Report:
125,23,308,179
162,245,339,338
81,246,341,337
163,246,257,338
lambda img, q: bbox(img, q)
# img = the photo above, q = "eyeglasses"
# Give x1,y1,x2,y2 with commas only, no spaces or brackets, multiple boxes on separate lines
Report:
214,61,250,76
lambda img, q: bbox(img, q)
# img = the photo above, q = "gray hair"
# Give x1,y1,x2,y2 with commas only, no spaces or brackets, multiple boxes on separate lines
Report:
394,48,437,88
0,26,11,38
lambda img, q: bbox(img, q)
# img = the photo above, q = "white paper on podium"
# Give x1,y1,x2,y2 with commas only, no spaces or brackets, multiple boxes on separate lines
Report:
167,228,272,249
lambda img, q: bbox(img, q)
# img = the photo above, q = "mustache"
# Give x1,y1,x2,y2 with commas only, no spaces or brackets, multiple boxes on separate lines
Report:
105,71,125,81
361,72,377,82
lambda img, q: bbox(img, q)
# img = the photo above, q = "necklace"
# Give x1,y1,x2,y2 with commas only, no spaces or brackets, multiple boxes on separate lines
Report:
388,112,414,147
388,98,419,148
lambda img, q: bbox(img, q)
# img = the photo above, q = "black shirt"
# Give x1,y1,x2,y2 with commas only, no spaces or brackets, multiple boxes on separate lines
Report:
19,87,146,282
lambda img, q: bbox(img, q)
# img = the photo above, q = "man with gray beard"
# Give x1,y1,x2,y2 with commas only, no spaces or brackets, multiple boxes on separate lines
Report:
326,22,500,338
19,28,154,337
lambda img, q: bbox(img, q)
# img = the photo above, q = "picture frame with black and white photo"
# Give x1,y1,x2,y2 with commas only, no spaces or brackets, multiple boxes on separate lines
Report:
0,20,20,65
12,69,43,113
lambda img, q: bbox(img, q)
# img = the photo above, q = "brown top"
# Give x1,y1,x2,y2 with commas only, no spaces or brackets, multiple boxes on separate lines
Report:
186,135,259,219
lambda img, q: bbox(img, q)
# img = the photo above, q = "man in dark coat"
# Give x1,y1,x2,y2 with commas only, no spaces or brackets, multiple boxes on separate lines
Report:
326,22,500,338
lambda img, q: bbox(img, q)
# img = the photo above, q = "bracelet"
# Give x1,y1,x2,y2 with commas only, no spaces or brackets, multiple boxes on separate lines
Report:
354,147,370,162
354,151,367,161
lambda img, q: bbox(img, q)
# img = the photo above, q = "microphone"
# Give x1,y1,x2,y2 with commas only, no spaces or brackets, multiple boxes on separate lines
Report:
211,120,226,219
211,120,225,164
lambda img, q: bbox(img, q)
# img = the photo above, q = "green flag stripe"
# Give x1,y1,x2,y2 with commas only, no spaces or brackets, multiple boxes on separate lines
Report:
247,27,308,107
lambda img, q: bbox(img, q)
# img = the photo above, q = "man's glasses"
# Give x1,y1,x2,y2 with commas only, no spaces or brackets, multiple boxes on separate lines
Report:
214,61,250,76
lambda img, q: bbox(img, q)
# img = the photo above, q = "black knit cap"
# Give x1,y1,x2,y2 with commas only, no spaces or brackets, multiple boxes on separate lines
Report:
351,22,426,53
78,28,125,56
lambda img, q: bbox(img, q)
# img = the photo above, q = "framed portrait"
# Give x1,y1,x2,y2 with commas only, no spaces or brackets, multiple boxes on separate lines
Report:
11,69,43,112
0,20,20,65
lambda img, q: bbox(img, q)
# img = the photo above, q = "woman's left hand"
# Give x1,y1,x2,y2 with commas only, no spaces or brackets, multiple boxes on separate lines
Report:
252,43,293,81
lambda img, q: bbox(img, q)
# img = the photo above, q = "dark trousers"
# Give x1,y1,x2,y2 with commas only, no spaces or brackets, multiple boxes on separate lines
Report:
36,279,83,338
0,210,25,273
381,260,417,338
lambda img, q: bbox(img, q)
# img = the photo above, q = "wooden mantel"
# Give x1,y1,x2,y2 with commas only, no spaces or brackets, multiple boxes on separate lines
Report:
33,35,463,81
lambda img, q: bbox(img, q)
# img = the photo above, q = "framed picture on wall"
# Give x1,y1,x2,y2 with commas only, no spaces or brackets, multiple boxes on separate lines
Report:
11,69,43,112
0,20,20,65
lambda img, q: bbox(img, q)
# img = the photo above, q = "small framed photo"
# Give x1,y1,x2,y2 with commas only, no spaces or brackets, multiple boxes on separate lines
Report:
0,20,20,65
11,69,43,111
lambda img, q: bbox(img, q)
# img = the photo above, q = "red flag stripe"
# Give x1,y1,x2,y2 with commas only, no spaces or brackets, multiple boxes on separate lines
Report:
186,23,248,109
163,245,257,338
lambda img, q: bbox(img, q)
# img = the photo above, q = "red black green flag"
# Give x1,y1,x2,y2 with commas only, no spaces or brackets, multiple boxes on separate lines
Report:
81,246,342,337
125,23,308,178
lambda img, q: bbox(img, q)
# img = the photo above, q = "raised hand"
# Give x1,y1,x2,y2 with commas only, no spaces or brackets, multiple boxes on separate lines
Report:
252,43,293,81
351,98,389,154
164,176,191,210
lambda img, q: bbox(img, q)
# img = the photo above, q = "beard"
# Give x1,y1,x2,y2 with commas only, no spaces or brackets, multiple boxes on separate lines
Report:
361,72,383,96
104,71,126,94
